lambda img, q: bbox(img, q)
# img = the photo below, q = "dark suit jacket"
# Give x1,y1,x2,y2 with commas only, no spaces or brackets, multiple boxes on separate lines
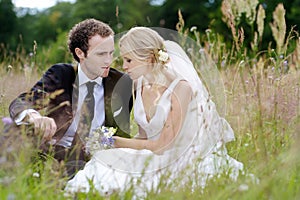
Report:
9,63,133,154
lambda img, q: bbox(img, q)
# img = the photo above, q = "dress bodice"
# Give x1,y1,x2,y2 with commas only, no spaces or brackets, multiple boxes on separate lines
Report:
134,76,182,140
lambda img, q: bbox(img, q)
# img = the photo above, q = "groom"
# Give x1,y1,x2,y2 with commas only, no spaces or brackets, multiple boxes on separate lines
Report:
8,18,132,177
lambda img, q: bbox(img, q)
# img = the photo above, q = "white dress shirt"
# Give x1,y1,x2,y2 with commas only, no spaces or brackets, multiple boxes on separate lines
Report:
54,65,105,147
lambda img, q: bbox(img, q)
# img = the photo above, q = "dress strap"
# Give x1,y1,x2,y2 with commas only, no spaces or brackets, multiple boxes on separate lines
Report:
161,78,183,98
137,76,183,99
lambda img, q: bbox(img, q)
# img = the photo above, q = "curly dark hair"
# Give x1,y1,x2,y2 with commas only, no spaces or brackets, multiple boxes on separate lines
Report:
68,18,114,62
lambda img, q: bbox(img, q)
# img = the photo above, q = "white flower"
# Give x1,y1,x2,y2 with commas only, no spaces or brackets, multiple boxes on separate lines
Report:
158,50,169,62
32,172,40,178
190,26,197,32
238,184,249,191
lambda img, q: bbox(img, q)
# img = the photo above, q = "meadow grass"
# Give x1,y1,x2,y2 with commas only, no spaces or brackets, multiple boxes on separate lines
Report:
0,53,299,200
0,3,299,199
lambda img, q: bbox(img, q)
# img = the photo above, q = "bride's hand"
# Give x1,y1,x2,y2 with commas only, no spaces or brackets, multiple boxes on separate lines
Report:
112,136,134,149
112,136,121,148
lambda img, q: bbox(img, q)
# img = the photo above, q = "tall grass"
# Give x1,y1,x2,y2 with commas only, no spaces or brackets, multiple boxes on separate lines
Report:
0,2,299,199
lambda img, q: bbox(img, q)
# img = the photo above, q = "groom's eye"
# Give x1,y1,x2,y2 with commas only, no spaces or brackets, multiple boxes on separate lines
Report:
96,52,106,56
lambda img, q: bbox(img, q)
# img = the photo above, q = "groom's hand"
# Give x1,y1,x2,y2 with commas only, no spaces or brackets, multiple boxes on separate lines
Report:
28,112,57,140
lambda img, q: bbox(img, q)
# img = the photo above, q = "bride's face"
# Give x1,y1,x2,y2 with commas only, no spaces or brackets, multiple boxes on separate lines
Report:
122,54,150,81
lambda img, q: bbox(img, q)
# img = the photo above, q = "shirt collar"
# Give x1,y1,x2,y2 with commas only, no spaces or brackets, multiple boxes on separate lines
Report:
78,64,103,86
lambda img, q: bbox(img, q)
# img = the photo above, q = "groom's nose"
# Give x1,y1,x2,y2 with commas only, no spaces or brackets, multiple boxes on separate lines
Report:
104,53,113,65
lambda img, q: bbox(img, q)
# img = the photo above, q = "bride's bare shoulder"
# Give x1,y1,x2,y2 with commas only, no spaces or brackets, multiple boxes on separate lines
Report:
173,80,193,101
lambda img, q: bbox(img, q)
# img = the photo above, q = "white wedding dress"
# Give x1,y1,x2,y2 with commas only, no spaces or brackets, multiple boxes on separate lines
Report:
64,73,244,197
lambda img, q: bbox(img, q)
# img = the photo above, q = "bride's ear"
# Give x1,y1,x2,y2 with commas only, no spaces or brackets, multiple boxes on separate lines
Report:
148,55,156,64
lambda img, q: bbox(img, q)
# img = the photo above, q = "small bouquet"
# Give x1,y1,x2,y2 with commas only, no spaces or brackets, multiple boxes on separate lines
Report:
85,126,117,155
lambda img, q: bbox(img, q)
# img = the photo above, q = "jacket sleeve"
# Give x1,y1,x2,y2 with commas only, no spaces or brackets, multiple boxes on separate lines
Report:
9,64,68,120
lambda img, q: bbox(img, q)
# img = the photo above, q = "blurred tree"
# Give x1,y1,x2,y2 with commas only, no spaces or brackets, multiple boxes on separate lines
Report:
158,0,223,31
72,0,156,31
33,2,75,46
72,0,118,28
14,8,40,52
2,0,299,64
157,0,299,51
115,0,156,31
288,0,300,31
0,0,17,47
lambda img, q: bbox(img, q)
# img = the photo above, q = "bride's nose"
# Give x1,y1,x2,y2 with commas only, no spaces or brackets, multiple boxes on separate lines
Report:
122,64,128,71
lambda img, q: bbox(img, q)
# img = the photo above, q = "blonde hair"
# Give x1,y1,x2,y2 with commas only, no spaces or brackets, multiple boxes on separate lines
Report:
119,27,167,87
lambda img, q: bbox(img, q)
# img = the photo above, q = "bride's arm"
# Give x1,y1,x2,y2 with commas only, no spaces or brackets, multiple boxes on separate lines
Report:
113,80,192,154
134,126,147,139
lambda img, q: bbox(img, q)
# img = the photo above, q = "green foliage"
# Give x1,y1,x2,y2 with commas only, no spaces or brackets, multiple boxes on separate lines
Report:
0,0,17,46
35,31,73,72
1,0,300,71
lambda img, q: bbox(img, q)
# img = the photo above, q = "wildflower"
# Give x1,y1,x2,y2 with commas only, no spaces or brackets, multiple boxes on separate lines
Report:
221,60,226,68
0,156,6,164
238,184,249,191
199,48,205,54
2,117,13,125
32,172,40,178
190,26,197,32
205,29,212,34
7,193,16,200
283,60,289,73
239,60,245,66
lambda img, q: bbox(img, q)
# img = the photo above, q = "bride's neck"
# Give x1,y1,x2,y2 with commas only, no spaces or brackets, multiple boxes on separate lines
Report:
143,73,155,84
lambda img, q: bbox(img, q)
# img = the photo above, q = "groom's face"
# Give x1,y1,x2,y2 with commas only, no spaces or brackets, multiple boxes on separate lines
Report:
78,35,114,80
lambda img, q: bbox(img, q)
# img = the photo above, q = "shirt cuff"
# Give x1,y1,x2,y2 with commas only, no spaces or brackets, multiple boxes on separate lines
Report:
14,109,41,125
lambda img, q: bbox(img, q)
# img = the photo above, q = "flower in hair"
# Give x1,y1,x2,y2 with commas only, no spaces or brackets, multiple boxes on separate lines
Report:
158,50,169,63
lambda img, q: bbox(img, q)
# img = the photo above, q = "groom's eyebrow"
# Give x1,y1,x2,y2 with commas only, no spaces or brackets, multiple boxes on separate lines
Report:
96,50,114,55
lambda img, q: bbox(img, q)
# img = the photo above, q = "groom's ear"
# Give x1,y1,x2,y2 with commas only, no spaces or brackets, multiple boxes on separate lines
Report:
75,48,85,61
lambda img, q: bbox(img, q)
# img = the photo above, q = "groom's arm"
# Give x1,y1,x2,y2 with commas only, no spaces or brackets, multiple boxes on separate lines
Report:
8,64,74,140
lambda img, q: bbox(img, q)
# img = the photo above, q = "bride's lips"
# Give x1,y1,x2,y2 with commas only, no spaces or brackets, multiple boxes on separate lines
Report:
101,66,110,71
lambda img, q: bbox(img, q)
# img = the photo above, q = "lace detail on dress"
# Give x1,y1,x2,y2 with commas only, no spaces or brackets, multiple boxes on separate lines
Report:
134,76,182,140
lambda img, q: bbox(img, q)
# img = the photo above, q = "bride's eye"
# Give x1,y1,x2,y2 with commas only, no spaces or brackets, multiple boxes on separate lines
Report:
125,58,132,63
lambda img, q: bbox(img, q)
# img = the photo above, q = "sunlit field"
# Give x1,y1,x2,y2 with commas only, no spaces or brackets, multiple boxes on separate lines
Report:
0,2,299,200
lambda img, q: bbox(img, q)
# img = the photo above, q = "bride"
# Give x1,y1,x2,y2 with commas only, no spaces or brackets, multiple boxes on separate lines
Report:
64,27,244,196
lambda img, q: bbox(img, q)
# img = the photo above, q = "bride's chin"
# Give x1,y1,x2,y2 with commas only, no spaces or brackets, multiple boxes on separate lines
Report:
129,74,138,81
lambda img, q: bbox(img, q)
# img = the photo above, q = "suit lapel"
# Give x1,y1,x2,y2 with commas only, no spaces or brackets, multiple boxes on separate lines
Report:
103,73,114,126
71,65,79,117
